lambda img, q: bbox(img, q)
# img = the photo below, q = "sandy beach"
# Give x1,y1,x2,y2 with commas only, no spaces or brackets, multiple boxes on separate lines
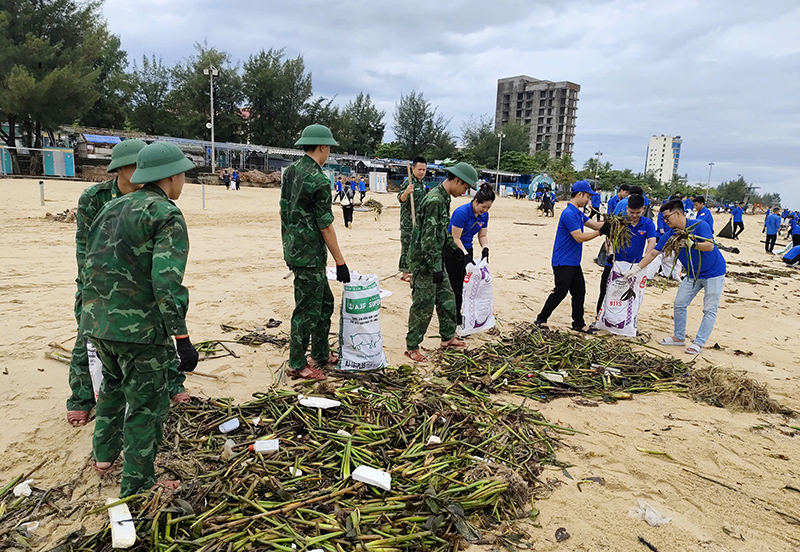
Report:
1,178,798,551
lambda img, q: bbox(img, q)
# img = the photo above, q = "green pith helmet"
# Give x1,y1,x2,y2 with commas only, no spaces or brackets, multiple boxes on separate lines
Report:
108,139,147,171
294,124,339,147
447,162,479,190
131,142,195,184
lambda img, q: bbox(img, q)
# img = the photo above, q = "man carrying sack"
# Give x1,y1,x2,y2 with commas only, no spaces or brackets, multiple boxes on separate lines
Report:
281,124,350,381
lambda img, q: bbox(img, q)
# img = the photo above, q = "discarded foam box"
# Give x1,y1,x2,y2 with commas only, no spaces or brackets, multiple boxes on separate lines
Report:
298,395,341,409
107,498,136,548
352,465,391,491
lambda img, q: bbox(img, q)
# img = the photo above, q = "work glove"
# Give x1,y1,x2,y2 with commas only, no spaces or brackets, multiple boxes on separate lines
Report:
176,336,199,373
461,251,472,268
336,263,351,283
607,254,615,264
599,221,612,236
622,267,640,282
481,247,489,261
432,271,444,284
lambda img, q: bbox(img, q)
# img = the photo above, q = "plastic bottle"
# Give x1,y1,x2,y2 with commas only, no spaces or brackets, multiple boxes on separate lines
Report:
219,418,240,434
249,439,279,453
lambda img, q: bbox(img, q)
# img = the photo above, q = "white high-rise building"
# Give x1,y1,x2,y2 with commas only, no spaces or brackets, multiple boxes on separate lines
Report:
645,135,682,184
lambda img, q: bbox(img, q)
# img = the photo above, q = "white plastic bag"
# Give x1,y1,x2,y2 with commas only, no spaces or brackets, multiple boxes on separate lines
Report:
458,258,495,337
595,260,648,337
86,338,104,400
337,274,388,371
657,252,682,281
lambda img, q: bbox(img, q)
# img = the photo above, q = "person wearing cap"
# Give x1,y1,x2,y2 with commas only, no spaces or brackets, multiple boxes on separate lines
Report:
398,156,428,282
79,141,198,496
535,180,611,334
281,124,350,381
404,162,478,362
66,139,186,427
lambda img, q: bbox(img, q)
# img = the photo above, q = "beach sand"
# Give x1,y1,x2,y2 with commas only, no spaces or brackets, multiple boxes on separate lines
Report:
1,178,798,551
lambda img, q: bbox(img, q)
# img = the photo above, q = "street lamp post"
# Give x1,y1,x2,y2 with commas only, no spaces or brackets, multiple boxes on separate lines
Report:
203,64,219,210
495,132,506,190
705,162,714,200
594,150,603,180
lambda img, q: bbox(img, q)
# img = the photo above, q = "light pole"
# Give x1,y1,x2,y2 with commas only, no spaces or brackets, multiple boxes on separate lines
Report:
594,150,603,180
705,162,714,200
203,64,219,209
495,132,506,190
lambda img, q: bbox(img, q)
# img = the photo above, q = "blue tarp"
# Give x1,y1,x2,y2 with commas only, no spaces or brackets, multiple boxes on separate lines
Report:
83,134,121,144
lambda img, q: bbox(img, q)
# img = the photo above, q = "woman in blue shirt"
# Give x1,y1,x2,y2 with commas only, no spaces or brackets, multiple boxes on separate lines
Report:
444,184,494,325
626,199,726,355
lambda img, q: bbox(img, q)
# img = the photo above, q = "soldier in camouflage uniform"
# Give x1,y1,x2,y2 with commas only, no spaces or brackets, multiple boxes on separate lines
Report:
405,163,478,363
67,140,188,427
398,156,428,281
80,142,199,496
281,124,350,381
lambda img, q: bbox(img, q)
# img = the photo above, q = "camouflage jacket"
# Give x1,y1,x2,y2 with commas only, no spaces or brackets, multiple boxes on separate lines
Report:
397,176,426,230
78,183,190,345
280,155,335,268
408,184,457,274
74,178,120,320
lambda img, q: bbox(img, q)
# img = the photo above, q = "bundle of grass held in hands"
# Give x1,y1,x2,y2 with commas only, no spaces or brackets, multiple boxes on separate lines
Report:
602,213,631,252
661,221,702,259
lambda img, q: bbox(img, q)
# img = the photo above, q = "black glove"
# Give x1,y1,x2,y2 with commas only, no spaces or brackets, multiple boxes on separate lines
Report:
599,221,612,236
336,263,351,283
607,254,615,263
461,251,472,268
176,336,199,373
481,247,489,261
432,271,444,284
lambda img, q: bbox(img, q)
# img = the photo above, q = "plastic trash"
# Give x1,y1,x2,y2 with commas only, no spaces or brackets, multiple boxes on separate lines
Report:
288,466,303,477
352,465,392,491
221,439,236,460
219,418,240,434
629,499,672,527
426,435,442,446
107,498,136,548
249,439,279,453
541,371,567,383
18,521,38,533
251,417,261,426
13,479,34,497
298,395,341,409
337,429,352,437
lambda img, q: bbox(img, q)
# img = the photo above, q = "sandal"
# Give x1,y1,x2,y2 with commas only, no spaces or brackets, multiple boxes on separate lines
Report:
404,350,428,363
685,343,703,355
573,325,599,335
310,353,339,366
67,410,89,427
151,480,181,491
288,365,328,380
658,336,686,346
534,320,550,330
400,273,411,282
92,459,115,476
440,338,466,349
171,392,191,403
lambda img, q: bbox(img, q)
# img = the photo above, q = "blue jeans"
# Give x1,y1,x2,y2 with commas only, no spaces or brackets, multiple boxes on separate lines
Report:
673,275,725,347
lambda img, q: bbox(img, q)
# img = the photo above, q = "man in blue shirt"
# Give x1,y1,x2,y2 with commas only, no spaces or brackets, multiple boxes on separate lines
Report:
626,199,726,355
596,194,657,313
588,189,601,221
607,184,630,215
536,181,611,333
358,177,367,202
792,213,800,246
683,195,695,213
335,176,343,202
613,186,647,215
783,244,800,265
693,196,714,233
764,208,781,252
730,202,745,239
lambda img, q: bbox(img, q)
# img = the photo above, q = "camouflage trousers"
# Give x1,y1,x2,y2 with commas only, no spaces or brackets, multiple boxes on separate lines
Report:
67,330,186,412
290,266,334,370
398,226,413,272
405,270,457,350
91,338,175,497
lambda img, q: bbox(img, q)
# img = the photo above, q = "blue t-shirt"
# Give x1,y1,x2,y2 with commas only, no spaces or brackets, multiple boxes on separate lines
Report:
608,195,620,214
613,197,629,215
731,206,743,223
784,245,800,263
449,202,489,250
550,192,556,203
336,181,342,192
655,220,726,279
606,216,657,266
765,213,781,234
359,180,366,192
683,199,694,212
696,207,714,233
551,203,589,267
591,194,600,209
792,217,800,235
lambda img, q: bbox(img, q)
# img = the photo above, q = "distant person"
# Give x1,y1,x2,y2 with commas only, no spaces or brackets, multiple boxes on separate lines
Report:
607,184,630,215
683,195,695,213
444,183,494,325
397,157,427,282
613,186,645,215
693,196,714,232
588,188,601,221
222,169,230,189
341,181,355,228
730,201,745,239
541,187,555,217
535,181,611,334
626,199,726,355
358,176,366,202
791,213,800,246
764,208,781,253
232,169,240,190
334,176,343,202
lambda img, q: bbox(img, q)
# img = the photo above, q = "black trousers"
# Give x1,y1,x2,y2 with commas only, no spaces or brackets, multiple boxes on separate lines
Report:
342,206,354,227
733,221,744,238
794,234,800,247
596,264,613,314
443,247,473,325
765,234,777,252
537,266,586,329
359,191,366,202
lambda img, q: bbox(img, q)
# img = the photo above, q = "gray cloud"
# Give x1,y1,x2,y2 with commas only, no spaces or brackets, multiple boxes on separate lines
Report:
103,0,800,206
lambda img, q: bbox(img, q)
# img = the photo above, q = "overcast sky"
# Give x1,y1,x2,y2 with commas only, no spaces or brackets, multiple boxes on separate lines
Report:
103,0,800,207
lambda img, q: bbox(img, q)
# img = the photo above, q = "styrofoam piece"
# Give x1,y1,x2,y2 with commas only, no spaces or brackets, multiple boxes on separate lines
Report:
298,396,341,409
288,466,303,477
251,417,261,426
219,418,240,434
378,289,392,299
250,439,279,453
13,479,34,497
107,498,136,548
337,429,352,437
352,465,391,491
541,372,564,383
18,521,38,533
426,435,442,445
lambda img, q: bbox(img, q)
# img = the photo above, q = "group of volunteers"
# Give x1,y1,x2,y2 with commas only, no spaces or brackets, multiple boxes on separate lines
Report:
535,182,727,356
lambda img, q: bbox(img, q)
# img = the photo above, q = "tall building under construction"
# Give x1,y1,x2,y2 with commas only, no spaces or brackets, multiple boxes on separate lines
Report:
495,76,580,158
